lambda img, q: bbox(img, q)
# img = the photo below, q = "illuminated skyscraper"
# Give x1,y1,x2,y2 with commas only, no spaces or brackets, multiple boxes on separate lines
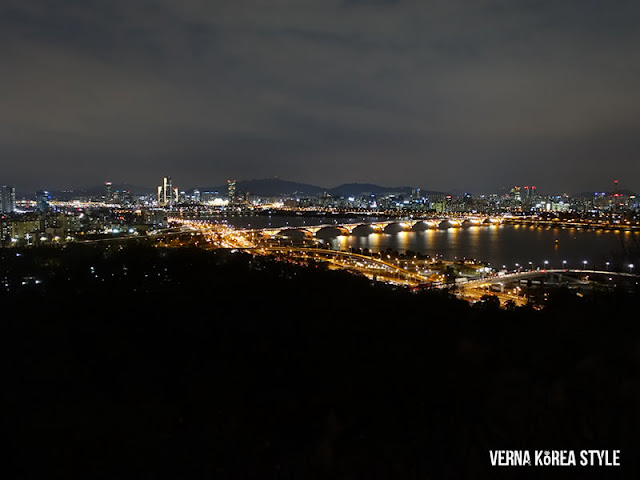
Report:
157,176,174,206
227,179,236,205
510,186,522,202
164,177,172,206
0,185,16,213
36,190,50,212
105,181,113,202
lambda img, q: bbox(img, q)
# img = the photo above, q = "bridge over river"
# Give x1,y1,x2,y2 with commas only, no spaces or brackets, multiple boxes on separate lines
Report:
238,216,503,238
170,218,640,306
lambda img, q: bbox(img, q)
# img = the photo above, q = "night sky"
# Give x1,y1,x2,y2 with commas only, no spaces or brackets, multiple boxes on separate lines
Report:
2,0,639,193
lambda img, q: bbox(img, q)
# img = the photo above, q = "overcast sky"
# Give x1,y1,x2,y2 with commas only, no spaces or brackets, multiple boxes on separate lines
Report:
2,0,639,193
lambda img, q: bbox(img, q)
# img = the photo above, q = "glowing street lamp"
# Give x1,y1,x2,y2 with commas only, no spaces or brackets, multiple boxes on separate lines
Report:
583,260,588,270
606,261,610,271
562,260,567,270
544,260,549,270
630,264,635,274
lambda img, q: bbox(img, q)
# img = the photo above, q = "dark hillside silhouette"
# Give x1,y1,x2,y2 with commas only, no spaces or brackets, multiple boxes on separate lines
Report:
2,246,639,479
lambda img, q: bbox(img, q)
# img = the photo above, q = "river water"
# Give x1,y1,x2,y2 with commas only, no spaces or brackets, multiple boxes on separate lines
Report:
213,215,638,271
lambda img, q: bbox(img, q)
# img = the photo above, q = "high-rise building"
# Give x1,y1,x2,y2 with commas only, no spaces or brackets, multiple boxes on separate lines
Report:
36,190,50,212
164,177,172,206
157,176,174,207
121,190,132,205
0,185,16,213
227,179,237,205
105,181,113,202
510,186,522,203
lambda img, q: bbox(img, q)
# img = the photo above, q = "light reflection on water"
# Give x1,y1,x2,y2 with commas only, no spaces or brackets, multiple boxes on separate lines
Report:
327,225,637,270
215,215,636,270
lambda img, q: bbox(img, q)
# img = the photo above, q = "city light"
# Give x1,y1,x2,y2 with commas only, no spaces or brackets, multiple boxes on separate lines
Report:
3,6,640,475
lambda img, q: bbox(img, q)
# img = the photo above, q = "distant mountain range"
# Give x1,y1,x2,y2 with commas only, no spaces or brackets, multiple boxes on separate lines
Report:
198,178,324,196
196,178,446,197
21,178,448,199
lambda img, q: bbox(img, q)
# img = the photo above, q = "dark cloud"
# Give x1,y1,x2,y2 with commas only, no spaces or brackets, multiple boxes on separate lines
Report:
1,0,639,192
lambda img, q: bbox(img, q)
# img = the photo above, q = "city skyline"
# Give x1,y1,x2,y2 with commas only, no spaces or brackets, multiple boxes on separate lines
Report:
2,1,640,193
2,175,636,199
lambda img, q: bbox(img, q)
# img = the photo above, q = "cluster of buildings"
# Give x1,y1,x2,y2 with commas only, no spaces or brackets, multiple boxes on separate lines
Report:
0,176,241,246
244,186,638,216
0,179,172,247
154,177,242,208
0,203,168,247
1,177,638,247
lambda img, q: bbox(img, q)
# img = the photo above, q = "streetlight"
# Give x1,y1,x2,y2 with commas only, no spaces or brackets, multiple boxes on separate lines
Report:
528,261,533,271
630,264,635,274
606,261,610,271
583,260,587,270
562,260,567,270
544,260,549,270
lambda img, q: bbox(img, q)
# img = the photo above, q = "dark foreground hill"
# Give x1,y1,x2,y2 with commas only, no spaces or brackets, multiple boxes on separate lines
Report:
1,245,639,479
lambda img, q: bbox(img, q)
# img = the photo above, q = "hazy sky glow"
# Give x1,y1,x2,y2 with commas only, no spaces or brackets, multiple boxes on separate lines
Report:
2,0,639,193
